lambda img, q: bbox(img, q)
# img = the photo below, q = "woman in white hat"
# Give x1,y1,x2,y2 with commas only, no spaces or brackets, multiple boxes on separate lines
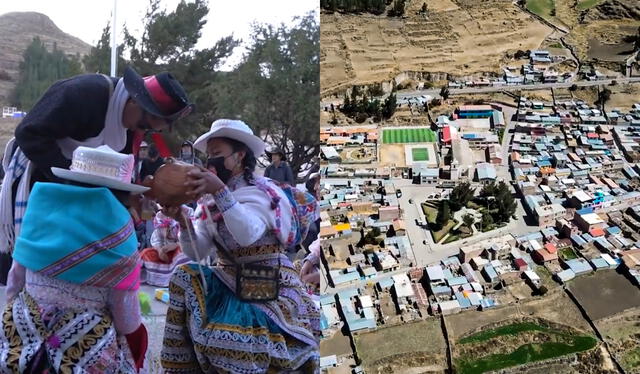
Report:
160,119,319,373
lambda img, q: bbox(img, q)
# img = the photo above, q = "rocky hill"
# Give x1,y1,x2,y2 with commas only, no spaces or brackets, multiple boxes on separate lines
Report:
584,0,640,21
0,12,91,106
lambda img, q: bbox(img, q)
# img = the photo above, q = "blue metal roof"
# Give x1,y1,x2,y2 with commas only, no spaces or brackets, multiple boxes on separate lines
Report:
448,276,468,286
477,163,497,180
576,207,594,215
483,265,498,281
337,288,360,300
321,294,337,305
431,285,452,295
582,233,594,242
333,271,361,285
571,234,587,247
348,317,376,332
377,277,394,289
565,259,593,274
591,258,609,269
455,292,472,308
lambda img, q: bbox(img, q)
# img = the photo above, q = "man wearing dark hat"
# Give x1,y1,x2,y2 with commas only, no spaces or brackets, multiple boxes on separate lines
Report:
0,66,194,262
264,147,295,186
178,140,203,167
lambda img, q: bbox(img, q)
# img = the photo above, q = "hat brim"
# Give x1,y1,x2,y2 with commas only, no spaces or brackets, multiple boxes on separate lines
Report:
123,67,194,122
52,168,149,194
193,127,266,157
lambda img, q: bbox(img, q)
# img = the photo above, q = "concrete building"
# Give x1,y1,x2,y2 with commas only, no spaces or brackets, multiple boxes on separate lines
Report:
476,163,497,184
486,144,503,164
574,212,607,232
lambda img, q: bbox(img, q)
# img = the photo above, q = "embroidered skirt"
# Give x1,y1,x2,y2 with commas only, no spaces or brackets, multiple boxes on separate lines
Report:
161,264,319,373
0,291,137,373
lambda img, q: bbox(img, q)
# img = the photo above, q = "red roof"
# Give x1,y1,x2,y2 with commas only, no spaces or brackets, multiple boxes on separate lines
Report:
590,228,605,237
533,249,558,263
587,132,598,139
514,258,527,268
443,126,452,143
544,243,557,254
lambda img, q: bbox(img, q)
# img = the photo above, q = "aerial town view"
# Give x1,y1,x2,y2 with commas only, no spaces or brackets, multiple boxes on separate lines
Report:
319,0,640,373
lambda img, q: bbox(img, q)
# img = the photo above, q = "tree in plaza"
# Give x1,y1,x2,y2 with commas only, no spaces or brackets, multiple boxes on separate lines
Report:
11,37,83,110
481,210,494,230
494,181,517,223
440,85,450,102
214,12,320,178
462,213,475,229
569,84,578,92
436,200,451,230
479,181,498,200
449,182,475,211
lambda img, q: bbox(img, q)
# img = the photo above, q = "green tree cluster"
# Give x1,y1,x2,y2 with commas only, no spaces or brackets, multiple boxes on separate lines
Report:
11,37,83,110
321,0,389,15
341,88,396,122
449,182,475,211
479,181,517,224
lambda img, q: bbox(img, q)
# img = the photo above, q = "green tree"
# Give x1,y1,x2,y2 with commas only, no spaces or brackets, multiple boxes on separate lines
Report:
481,211,494,230
11,37,83,110
343,92,353,115
449,182,475,211
118,0,238,150
215,12,319,178
83,23,127,74
597,87,611,111
382,92,397,119
436,200,451,229
494,181,517,223
479,181,498,199
440,85,450,101
462,213,475,229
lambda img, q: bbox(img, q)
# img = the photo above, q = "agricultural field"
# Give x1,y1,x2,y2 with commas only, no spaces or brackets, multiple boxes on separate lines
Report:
597,308,640,373
382,128,436,144
355,319,447,373
455,321,598,374
569,270,640,321
526,0,556,21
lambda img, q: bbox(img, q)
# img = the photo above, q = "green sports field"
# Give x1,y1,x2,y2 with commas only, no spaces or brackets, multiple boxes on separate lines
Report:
411,148,429,161
382,128,436,144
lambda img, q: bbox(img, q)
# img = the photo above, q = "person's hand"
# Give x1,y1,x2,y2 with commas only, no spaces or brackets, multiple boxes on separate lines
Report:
300,261,320,286
184,166,225,198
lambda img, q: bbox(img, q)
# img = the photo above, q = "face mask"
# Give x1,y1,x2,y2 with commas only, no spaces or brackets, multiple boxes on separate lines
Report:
182,150,192,158
207,155,235,184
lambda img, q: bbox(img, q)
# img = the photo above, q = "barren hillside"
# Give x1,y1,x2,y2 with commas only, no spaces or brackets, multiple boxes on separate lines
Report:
320,0,553,97
0,12,91,106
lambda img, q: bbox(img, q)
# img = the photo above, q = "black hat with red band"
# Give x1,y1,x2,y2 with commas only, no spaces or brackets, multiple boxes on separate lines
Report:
123,66,195,122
